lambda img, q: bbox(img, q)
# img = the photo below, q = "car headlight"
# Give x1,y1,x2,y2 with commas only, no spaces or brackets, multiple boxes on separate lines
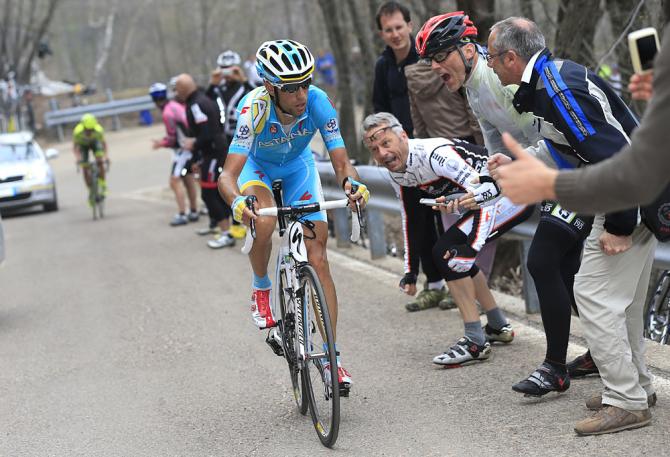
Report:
26,166,50,180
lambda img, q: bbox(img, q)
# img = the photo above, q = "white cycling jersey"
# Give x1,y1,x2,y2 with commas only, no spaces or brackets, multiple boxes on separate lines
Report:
388,137,528,253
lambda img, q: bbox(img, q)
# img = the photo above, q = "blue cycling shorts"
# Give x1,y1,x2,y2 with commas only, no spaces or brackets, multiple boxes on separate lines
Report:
237,152,327,222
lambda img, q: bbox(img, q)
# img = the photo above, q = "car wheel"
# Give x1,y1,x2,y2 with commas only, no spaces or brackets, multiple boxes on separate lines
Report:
44,198,59,212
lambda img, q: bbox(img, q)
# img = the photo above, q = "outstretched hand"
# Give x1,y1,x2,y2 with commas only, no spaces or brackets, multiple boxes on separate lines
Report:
496,133,558,204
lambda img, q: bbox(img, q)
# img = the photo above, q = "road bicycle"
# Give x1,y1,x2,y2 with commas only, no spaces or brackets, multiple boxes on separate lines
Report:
644,269,670,345
78,159,108,220
241,179,361,448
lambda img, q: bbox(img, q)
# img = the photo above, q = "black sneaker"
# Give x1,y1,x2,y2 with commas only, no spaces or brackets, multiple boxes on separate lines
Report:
512,362,570,397
567,350,600,378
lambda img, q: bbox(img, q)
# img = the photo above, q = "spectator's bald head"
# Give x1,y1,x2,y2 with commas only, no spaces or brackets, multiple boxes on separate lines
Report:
489,16,545,62
174,73,196,102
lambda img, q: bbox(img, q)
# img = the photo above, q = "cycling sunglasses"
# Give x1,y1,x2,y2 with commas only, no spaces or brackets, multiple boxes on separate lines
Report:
275,78,312,94
421,47,457,65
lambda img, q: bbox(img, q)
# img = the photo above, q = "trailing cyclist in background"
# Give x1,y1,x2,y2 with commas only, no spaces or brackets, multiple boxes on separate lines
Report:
72,113,110,207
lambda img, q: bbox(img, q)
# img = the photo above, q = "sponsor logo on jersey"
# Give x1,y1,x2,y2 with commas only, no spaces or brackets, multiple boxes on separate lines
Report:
237,125,250,140
254,170,266,180
299,190,313,200
258,129,313,147
325,118,339,133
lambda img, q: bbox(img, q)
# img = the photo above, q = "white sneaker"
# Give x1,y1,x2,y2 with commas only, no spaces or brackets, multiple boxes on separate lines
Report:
207,233,235,249
170,214,188,226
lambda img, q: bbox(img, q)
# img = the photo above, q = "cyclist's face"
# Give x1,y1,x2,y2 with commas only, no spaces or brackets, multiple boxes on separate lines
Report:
268,82,309,116
379,11,412,52
430,43,475,92
364,124,409,172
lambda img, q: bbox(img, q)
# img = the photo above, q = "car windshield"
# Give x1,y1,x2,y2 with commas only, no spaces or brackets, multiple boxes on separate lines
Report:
0,143,38,162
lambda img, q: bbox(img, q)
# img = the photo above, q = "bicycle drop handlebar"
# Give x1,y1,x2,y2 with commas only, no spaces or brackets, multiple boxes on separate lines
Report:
241,198,362,255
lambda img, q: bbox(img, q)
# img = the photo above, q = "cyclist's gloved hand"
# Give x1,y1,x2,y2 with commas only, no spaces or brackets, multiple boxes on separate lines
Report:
445,244,478,273
466,175,501,205
342,176,370,209
232,195,257,224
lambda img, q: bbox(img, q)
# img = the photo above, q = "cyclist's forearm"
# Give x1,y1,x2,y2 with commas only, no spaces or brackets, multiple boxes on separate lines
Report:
330,148,359,187
218,171,241,206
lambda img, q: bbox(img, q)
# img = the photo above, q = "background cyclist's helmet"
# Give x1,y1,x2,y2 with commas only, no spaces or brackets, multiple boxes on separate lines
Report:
255,39,314,85
149,82,168,101
415,11,478,58
81,113,97,129
217,50,241,68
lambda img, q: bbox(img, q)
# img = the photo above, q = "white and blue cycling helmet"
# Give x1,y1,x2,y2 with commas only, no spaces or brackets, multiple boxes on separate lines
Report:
255,39,314,85
149,82,168,100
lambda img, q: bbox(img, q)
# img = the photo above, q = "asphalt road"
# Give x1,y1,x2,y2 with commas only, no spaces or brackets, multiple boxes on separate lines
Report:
1,126,669,456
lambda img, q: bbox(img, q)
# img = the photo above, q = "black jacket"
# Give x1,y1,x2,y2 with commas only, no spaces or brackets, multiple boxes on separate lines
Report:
513,48,639,236
185,88,227,161
205,80,255,140
372,39,419,137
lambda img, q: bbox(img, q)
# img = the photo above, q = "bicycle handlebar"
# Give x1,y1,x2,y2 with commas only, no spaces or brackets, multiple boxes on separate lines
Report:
241,198,361,255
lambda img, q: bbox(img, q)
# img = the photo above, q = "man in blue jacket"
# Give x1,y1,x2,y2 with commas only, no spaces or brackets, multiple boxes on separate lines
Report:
487,17,657,436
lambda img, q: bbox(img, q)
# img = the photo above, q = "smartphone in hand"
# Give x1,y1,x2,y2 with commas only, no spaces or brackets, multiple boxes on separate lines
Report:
628,27,660,74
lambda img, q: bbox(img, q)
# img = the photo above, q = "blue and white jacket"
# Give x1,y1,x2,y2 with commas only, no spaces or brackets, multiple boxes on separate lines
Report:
513,48,639,236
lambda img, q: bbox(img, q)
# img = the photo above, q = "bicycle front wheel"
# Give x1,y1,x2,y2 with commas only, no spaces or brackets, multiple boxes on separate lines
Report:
278,269,308,415
299,264,340,448
645,270,670,344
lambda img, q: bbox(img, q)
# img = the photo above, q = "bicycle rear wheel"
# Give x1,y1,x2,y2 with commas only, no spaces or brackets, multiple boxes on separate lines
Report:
645,270,670,344
278,269,308,415
299,264,340,448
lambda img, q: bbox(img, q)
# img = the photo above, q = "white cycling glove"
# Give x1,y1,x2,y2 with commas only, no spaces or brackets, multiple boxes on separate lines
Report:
467,175,502,205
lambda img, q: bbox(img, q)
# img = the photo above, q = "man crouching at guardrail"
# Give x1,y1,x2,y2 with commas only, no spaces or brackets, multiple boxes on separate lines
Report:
363,112,534,368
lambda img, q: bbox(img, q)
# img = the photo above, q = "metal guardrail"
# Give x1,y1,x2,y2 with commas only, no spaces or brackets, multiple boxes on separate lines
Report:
44,90,155,141
317,161,670,313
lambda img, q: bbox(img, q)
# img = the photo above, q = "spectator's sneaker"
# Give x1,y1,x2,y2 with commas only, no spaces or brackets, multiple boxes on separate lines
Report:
195,226,220,236
229,224,247,239
512,362,570,397
251,288,275,329
432,336,491,368
199,206,209,215
323,361,352,396
170,214,188,226
567,350,600,378
207,233,235,249
574,406,651,436
484,323,515,344
586,392,657,411
405,289,443,312
187,211,200,222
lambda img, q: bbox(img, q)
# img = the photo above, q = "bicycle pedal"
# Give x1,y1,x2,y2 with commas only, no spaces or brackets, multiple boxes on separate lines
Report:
265,330,284,357
339,385,350,397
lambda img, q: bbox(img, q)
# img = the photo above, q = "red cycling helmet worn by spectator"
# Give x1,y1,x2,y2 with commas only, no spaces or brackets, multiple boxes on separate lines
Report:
415,11,478,58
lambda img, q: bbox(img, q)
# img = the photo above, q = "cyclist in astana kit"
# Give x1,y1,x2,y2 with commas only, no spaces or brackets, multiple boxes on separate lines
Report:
219,40,369,391
73,113,109,201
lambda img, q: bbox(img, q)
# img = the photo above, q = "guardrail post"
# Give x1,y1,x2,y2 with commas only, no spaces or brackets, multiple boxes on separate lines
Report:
49,98,64,142
106,89,122,131
519,239,540,314
333,207,351,248
366,208,386,260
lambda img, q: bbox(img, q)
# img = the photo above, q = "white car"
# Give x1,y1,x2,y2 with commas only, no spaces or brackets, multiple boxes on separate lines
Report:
0,131,58,214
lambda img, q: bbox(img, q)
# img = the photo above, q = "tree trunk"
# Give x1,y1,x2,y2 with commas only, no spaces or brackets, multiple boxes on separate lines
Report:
92,7,117,89
345,0,376,120
456,0,497,44
519,0,535,21
317,0,366,163
554,0,601,66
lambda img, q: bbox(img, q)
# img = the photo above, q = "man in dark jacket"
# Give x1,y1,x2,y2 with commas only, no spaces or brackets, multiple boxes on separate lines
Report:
206,50,256,241
487,17,657,436
174,73,234,249
373,1,450,311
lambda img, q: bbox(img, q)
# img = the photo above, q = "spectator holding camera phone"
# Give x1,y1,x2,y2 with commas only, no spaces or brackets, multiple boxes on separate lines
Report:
205,50,256,243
